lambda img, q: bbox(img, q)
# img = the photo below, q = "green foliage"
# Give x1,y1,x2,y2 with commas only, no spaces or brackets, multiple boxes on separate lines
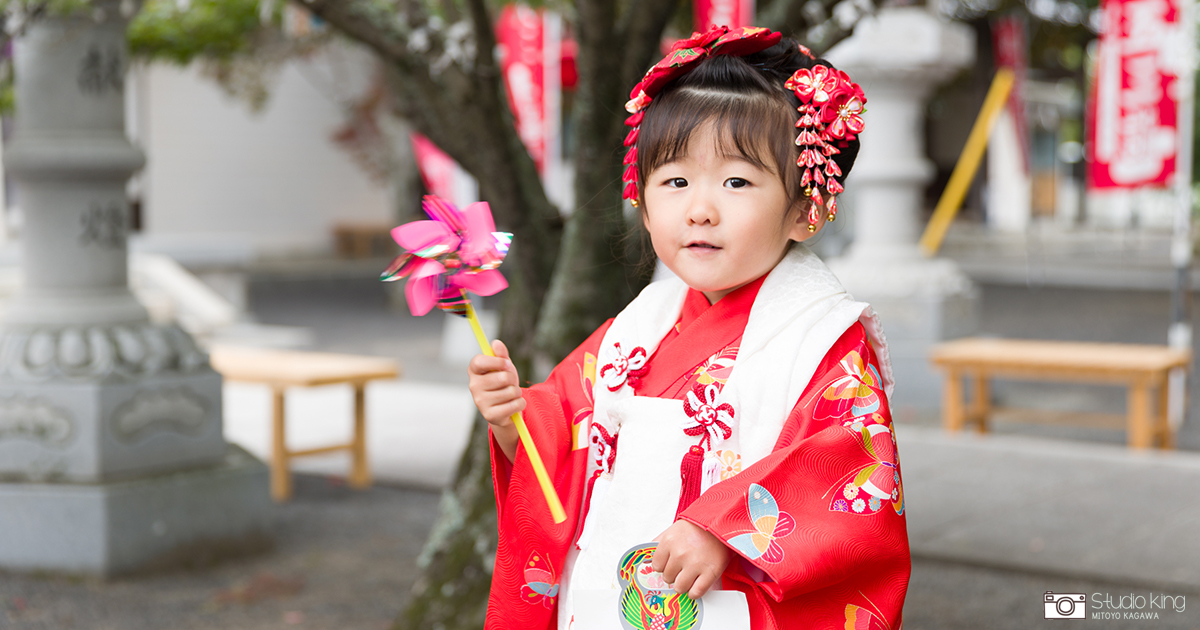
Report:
0,0,93,19
128,0,275,64
0,81,12,116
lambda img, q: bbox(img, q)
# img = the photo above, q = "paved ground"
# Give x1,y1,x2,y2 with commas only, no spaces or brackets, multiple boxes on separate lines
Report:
1,475,439,630
6,266,1200,629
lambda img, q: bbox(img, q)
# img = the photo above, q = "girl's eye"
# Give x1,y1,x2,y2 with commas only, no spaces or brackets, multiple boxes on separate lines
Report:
725,177,750,189
665,177,688,188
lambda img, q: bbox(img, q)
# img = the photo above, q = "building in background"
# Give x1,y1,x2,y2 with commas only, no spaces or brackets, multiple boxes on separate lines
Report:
129,41,393,261
930,0,1194,293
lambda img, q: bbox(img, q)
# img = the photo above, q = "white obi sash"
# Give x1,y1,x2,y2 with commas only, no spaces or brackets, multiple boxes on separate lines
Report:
558,244,893,628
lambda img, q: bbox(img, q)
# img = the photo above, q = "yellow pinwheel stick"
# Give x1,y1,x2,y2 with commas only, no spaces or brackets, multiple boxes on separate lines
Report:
463,293,567,524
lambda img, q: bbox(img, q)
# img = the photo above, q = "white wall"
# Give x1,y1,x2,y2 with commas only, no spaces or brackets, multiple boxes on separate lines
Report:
135,44,391,260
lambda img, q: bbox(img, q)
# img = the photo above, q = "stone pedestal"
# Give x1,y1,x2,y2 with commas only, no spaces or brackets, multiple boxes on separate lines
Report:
0,2,271,575
825,8,980,412
0,445,270,576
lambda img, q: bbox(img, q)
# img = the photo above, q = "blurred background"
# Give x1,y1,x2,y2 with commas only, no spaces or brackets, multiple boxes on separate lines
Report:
0,0,1199,627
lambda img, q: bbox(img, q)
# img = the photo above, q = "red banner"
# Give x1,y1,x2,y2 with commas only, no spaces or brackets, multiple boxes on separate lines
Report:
414,6,571,205
410,133,462,202
496,5,548,173
694,0,755,30
1087,0,1181,189
991,15,1029,174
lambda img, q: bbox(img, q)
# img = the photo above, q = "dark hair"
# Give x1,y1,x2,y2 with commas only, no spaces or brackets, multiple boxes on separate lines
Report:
635,39,860,211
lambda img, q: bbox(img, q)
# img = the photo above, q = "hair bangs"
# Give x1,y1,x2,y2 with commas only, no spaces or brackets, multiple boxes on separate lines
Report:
636,81,800,207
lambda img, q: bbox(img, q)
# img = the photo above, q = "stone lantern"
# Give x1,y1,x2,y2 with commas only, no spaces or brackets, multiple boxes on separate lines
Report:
825,7,979,411
0,0,270,575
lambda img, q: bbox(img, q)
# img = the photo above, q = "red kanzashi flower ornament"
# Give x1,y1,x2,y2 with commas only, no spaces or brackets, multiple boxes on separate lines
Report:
381,195,513,316
786,64,866,229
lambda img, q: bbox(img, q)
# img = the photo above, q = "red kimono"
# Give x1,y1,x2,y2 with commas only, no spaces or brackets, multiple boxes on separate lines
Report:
487,274,910,630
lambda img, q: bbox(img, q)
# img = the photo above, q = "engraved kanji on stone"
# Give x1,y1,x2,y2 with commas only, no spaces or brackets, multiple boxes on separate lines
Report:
77,45,123,95
79,202,125,249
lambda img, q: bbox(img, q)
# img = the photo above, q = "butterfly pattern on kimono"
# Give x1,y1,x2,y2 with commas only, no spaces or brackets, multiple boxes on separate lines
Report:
690,344,738,388
812,350,883,423
519,551,559,609
827,417,903,517
726,483,796,564
843,597,893,630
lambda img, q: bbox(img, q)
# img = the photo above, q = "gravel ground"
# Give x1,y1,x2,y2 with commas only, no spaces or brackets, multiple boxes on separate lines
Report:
0,475,440,630
907,558,1200,630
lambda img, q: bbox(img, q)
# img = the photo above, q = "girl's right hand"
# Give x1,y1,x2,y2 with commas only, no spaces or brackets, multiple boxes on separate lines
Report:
468,339,524,463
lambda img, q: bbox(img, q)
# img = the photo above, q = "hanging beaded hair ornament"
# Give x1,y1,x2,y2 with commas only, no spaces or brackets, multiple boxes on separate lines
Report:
621,26,867,232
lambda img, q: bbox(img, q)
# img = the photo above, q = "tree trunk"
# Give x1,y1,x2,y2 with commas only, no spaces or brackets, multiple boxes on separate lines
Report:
391,414,497,630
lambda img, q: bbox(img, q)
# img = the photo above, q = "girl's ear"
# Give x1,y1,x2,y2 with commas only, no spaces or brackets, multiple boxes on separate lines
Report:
786,200,826,242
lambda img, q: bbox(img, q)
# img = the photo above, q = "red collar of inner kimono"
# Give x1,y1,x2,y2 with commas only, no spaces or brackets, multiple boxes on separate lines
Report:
633,274,767,399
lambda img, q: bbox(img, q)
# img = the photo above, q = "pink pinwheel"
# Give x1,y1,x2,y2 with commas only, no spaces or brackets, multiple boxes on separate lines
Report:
381,194,568,524
382,195,512,317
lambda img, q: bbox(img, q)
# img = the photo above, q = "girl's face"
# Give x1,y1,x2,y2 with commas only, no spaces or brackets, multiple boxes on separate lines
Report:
642,124,824,304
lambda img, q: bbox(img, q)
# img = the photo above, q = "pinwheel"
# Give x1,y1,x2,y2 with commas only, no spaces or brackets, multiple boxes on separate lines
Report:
382,195,567,523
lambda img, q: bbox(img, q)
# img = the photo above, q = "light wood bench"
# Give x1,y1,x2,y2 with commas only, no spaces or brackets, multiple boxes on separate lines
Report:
210,346,401,501
929,338,1190,449
332,222,397,259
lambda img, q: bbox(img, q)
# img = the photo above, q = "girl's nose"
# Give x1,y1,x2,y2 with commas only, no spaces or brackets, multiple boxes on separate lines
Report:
685,196,719,225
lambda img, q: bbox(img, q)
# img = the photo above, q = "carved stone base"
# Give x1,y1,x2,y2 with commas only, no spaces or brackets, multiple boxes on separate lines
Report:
0,369,225,482
0,444,272,576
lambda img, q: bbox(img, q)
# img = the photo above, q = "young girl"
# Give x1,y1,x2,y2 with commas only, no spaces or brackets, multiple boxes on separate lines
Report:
470,25,909,630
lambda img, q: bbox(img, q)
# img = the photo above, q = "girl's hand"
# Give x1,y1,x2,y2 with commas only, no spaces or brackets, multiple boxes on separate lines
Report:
651,520,732,599
468,339,524,463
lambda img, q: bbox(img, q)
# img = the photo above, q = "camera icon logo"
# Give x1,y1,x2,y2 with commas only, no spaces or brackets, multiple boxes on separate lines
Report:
1045,592,1086,619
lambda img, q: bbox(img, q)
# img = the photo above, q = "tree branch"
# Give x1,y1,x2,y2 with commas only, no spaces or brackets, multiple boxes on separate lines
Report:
295,0,414,67
769,0,888,54
758,0,810,36
463,0,497,85
616,0,682,93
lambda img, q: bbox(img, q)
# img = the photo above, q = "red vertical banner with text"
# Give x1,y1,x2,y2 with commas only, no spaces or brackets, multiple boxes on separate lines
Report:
694,0,755,30
496,5,548,173
991,14,1030,173
1087,0,1180,189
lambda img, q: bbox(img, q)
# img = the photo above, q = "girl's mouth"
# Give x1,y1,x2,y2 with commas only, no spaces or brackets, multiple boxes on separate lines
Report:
687,242,720,250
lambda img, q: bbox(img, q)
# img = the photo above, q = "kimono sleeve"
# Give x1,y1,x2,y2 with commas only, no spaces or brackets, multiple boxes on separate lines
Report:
485,320,613,630
489,317,613,503
678,323,910,628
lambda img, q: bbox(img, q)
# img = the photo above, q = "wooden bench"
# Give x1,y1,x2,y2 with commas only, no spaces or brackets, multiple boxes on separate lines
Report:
332,222,397,259
210,346,401,501
929,338,1190,449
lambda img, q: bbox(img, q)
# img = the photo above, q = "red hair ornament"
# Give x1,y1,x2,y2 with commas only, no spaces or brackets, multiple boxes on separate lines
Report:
785,65,866,230
621,28,866,233
621,25,782,205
